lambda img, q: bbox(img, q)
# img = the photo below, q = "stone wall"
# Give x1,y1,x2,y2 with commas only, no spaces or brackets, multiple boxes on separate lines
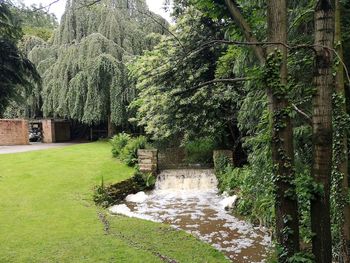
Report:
158,147,187,170
137,149,158,175
0,119,29,146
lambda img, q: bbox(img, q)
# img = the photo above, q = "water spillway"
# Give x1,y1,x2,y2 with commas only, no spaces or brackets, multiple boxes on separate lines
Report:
155,169,218,190
111,169,271,262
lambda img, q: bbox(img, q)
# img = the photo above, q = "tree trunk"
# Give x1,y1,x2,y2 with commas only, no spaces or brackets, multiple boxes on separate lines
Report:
266,0,300,259
107,115,116,138
335,0,350,260
224,0,300,258
311,1,334,262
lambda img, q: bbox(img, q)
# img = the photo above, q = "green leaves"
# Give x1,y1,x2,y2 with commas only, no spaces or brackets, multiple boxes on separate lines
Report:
26,0,167,125
130,7,240,141
0,2,41,117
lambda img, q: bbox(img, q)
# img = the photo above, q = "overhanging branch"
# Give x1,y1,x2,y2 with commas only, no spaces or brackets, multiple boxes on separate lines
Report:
292,103,312,125
173,77,250,96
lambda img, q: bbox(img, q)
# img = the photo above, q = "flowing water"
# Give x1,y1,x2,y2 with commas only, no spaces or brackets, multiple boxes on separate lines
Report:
110,169,271,262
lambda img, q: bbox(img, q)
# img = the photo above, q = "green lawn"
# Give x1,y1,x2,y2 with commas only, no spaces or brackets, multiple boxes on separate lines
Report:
0,142,227,263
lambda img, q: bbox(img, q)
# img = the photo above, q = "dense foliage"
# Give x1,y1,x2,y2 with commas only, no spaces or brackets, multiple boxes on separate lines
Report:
12,3,58,41
7,0,168,128
3,2,58,118
111,133,149,166
129,7,237,143
0,1,40,117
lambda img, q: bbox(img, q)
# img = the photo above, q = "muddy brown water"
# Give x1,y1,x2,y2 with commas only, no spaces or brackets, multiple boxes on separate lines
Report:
115,169,271,262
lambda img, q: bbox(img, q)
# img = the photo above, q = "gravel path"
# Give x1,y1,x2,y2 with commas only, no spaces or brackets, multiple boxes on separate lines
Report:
0,142,81,154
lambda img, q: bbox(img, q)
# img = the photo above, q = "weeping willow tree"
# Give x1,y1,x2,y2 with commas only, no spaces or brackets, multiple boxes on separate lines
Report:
27,0,167,133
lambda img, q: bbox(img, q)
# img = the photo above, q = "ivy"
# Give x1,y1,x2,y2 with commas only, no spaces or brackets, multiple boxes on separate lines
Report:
331,92,350,259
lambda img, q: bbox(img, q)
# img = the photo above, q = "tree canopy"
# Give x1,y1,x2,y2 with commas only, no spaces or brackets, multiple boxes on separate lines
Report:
0,1,40,117
16,0,168,126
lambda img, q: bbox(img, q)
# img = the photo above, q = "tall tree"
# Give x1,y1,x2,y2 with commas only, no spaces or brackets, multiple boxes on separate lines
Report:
311,0,334,261
219,0,300,258
266,0,300,258
334,0,350,260
130,8,237,142
0,1,40,116
27,0,167,135
3,3,58,119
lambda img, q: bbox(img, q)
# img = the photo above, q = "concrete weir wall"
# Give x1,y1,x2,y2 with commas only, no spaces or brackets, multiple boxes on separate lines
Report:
0,119,29,146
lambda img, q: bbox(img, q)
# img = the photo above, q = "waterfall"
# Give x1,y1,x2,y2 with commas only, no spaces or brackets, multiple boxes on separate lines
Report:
155,169,218,191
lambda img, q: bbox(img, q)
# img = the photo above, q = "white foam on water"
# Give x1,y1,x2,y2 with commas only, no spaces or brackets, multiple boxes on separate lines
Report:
220,195,238,209
125,191,148,203
108,204,158,222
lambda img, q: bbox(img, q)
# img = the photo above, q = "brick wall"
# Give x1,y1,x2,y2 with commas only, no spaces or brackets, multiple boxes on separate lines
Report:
0,119,29,146
42,119,55,143
42,119,71,143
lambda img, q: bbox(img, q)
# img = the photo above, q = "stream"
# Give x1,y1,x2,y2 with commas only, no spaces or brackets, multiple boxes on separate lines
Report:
109,169,271,262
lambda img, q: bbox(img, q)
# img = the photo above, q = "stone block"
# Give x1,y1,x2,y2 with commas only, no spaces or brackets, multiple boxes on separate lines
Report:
137,149,158,175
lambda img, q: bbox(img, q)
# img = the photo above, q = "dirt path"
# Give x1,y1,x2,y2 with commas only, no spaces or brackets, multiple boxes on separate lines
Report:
0,142,82,154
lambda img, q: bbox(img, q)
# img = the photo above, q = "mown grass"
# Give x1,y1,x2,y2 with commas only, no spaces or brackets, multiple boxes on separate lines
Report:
0,142,227,263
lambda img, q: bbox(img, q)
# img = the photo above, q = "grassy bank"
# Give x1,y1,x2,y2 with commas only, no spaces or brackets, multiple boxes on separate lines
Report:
0,142,227,263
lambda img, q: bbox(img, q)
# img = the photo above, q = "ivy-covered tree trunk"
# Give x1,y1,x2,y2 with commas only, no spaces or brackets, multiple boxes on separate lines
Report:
266,0,300,259
335,0,350,260
311,0,334,261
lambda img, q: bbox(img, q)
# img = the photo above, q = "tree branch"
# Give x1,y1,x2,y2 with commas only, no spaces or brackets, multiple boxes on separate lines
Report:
201,39,317,51
292,103,312,125
32,0,61,12
173,77,250,96
224,0,265,64
288,9,314,33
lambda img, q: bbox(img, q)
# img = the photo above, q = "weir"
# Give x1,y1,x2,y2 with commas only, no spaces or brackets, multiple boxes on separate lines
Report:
155,169,218,191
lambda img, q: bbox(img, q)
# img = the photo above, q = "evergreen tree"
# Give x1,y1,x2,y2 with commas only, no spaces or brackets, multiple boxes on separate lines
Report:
0,1,40,117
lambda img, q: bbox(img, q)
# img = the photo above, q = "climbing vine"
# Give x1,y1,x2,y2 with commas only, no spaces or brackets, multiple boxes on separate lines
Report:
331,92,350,260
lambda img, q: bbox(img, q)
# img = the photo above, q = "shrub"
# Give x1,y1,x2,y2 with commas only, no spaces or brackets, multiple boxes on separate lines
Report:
93,170,156,207
133,170,156,190
184,137,217,164
119,135,148,166
93,176,113,207
214,153,231,175
110,133,131,157
217,165,275,226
